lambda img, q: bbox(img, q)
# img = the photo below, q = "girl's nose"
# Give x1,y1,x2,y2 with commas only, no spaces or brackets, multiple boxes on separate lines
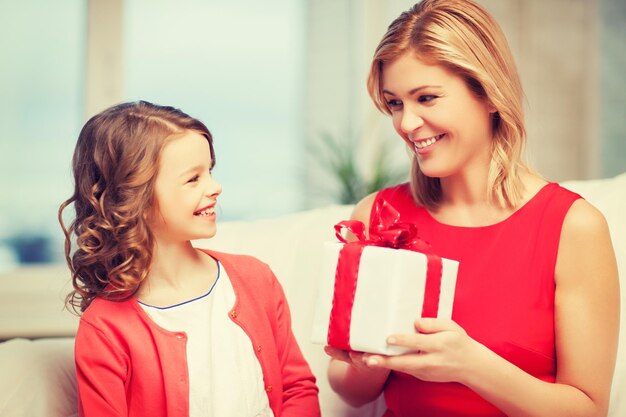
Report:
206,176,222,197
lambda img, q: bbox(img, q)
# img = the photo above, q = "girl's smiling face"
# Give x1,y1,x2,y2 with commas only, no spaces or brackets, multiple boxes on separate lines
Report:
382,53,495,180
149,129,221,243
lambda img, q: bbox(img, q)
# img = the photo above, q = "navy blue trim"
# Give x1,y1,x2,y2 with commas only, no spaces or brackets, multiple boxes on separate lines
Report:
138,261,221,310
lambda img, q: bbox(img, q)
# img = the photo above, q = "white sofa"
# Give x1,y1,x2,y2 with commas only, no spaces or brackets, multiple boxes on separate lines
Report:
1,173,624,417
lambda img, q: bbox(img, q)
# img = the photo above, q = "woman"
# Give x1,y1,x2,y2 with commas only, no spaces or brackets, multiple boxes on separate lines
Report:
325,1,619,416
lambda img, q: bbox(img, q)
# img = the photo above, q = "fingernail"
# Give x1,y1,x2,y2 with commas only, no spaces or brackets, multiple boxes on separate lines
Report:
368,357,379,366
387,336,396,344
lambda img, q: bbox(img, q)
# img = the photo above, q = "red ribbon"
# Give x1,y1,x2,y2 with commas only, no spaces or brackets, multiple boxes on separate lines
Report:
327,199,443,350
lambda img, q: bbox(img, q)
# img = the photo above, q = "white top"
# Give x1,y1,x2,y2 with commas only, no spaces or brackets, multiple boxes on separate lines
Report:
139,262,273,417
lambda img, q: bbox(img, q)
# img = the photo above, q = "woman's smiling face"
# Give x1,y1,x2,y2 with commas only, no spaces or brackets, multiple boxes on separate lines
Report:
382,53,495,180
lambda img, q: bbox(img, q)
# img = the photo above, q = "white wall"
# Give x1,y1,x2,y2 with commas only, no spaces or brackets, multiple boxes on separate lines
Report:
303,0,611,210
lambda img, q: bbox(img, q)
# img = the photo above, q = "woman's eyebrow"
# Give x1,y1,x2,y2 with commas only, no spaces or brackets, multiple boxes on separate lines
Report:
383,85,442,95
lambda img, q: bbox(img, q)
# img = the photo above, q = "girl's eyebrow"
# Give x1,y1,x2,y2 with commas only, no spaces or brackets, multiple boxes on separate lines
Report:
383,85,443,96
178,165,203,178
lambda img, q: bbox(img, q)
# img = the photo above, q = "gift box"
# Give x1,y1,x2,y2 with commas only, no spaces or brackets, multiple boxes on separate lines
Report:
311,201,459,355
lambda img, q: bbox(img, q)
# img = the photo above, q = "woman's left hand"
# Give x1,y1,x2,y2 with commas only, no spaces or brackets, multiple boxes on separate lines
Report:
364,317,483,384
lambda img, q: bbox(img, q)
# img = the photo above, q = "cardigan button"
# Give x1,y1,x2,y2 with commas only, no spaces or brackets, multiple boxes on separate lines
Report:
256,345,262,353
230,310,238,319
265,385,273,393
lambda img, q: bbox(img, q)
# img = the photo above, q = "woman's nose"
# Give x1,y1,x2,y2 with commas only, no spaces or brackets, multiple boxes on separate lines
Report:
399,109,424,134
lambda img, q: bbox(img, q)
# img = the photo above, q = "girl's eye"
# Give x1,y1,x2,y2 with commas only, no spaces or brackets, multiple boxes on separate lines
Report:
187,174,200,184
418,95,438,104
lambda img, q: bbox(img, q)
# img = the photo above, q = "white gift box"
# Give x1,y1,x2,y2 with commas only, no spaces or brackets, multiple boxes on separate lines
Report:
311,241,459,355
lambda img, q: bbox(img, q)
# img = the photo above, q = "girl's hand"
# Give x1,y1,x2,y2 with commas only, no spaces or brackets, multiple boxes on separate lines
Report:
366,318,482,384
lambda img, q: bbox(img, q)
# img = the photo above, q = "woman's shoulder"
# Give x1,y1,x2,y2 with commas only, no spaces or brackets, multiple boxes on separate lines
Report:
555,195,617,300
516,174,581,217
561,198,610,240
351,192,378,224
351,183,413,224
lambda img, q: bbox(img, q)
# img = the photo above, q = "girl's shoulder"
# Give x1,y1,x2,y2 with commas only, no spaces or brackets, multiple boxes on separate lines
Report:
78,297,142,341
199,249,272,273
199,249,278,288
81,296,136,318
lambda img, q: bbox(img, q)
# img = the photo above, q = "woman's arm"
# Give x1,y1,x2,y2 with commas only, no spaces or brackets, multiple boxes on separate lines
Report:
325,192,391,407
366,199,620,417
327,347,391,407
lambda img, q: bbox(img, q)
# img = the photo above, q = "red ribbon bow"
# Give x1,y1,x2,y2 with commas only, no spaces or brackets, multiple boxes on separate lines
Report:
327,199,443,351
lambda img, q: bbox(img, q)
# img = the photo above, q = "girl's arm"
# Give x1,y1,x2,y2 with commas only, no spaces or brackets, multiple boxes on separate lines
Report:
325,192,391,407
270,275,321,417
75,320,129,417
366,199,620,417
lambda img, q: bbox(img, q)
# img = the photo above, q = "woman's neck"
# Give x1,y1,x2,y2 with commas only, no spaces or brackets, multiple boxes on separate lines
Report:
433,167,545,227
439,165,491,207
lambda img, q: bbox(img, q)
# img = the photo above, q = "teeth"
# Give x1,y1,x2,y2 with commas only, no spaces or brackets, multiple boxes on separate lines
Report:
414,134,443,150
195,208,214,216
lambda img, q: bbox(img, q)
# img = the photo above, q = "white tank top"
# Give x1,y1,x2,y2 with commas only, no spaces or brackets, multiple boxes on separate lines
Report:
139,262,274,417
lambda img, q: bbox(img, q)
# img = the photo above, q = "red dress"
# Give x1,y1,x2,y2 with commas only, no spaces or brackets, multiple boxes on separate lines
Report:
373,182,581,417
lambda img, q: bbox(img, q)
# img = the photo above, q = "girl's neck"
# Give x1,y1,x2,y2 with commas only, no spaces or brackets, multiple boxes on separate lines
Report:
136,240,217,306
148,240,200,287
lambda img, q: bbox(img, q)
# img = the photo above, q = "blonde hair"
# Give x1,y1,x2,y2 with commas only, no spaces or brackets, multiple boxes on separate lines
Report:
367,0,529,208
59,101,214,312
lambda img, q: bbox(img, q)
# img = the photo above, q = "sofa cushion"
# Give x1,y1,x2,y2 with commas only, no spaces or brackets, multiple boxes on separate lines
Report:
0,338,77,417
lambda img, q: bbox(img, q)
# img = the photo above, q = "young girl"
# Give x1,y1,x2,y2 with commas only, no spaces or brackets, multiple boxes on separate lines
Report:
325,1,619,416
59,101,320,417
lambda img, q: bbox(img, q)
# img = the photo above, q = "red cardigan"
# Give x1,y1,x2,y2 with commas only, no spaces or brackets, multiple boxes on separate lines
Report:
75,250,320,417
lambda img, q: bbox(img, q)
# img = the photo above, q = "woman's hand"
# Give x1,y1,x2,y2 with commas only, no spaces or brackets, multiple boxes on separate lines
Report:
366,317,483,384
325,345,391,407
324,346,368,369
324,346,391,375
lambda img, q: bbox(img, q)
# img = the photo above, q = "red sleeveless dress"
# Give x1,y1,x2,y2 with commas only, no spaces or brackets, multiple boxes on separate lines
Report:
373,182,581,417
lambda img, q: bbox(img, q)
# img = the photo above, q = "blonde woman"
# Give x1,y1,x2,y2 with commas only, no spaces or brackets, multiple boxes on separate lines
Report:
325,1,619,416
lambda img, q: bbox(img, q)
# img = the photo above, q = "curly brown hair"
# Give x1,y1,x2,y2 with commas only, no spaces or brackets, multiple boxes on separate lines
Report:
59,101,214,313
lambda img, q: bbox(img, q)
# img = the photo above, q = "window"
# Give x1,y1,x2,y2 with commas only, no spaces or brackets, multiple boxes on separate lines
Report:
0,0,85,269
123,0,305,220
0,0,306,270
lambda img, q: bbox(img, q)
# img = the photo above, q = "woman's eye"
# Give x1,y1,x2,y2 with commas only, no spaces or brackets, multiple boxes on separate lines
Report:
187,174,200,183
386,99,403,109
418,95,438,103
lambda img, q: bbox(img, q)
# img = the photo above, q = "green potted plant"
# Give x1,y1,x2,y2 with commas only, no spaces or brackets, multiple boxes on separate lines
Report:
310,131,408,204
